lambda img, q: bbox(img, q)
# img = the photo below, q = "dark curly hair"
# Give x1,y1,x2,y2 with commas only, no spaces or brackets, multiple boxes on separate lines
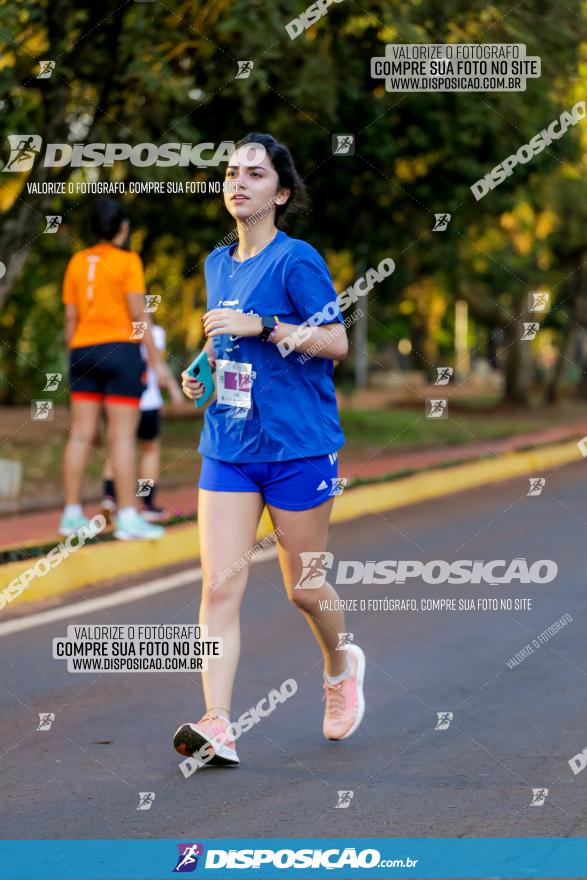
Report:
234,132,309,227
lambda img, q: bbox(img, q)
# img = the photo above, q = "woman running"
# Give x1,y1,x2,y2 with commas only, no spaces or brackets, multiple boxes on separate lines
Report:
173,133,365,766
60,198,167,541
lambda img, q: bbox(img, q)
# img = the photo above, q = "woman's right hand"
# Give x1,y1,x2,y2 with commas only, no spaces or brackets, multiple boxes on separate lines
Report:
181,354,216,401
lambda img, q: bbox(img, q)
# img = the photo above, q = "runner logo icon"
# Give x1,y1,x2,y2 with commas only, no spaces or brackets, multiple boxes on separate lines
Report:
44,215,62,233
329,477,347,496
136,792,155,811
37,60,55,79
521,322,539,341
529,291,550,312
31,400,54,421
173,843,204,872
336,790,354,808
435,711,453,730
36,713,55,731
236,61,254,79
144,294,161,313
432,213,451,231
427,398,448,418
294,551,334,589
527,477,545,496
137,479,154,498
131,321,148,339
44,373,62,391
530,788,548,806
332,134,355,155
3,135,43,172
434,367,453,385
336,632,354,649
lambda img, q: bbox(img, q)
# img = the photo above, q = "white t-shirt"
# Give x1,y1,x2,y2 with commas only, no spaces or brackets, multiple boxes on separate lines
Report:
140,324,166,411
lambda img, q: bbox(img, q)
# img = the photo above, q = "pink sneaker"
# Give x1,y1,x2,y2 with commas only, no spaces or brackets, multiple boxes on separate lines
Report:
323,644,366,740
173,712,239,766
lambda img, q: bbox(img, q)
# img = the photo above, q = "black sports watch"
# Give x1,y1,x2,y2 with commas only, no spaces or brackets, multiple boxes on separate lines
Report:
258,314,277,342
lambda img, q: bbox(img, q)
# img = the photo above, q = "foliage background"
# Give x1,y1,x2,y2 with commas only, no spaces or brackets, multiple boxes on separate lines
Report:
0,0,586,407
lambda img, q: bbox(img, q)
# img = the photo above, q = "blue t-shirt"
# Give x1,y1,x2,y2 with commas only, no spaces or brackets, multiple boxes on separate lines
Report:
197,229,346,463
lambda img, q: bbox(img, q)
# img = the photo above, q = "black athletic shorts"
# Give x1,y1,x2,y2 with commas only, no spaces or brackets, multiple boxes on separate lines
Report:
69,342,146,406
137,408,161,441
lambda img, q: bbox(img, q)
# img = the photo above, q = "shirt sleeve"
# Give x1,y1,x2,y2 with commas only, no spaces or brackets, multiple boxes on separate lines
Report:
123,252,146,295
62,257,77,304
285,244,343,325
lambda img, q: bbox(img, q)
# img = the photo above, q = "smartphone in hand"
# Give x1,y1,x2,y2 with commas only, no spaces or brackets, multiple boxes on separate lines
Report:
186,351,215,409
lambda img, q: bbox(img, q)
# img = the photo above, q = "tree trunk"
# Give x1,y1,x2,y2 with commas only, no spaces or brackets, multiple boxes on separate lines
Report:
546,273,579,404
546,323,575,404
503,318,534,407
571,262,587,399
0,315,24,404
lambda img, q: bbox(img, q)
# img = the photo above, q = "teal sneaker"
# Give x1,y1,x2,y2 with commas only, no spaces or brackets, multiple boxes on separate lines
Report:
58,512,91,537
114,509,165,541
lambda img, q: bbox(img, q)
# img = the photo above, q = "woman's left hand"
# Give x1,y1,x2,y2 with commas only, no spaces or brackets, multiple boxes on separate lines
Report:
202,308,262,339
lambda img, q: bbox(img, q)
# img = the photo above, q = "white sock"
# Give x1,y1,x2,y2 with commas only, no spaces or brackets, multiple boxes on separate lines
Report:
118,506,136,519
325,654,352,685
64,503,82,518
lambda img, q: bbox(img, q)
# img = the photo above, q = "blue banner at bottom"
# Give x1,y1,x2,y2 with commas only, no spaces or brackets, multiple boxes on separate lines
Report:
0,837,585,880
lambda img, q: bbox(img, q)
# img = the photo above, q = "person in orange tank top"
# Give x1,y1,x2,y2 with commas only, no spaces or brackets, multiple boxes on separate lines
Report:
60,198,172,541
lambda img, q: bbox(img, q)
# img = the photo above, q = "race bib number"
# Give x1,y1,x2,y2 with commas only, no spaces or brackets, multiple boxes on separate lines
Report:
216,359,253,409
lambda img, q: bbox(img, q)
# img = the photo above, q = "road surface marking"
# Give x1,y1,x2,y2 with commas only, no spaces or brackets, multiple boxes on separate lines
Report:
0,548,278,637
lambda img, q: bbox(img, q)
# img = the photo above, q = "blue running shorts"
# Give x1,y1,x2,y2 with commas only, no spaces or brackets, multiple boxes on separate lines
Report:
198,451,340,511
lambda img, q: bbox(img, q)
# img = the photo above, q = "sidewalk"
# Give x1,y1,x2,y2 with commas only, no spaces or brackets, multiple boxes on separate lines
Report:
1,420,585,551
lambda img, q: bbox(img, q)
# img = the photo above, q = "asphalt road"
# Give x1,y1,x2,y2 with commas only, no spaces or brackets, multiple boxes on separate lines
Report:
1,462,586,844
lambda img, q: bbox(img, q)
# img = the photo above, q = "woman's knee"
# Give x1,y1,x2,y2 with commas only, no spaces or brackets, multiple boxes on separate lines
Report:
68,424,97,446
107,422,135,444
288,586,321,614
201,569,247,608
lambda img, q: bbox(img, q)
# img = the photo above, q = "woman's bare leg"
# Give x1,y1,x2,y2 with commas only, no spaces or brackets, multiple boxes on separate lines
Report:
198,488,265,716
138,437,160,483
104,401,140,509
266,498,347,677
63,399,102,505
